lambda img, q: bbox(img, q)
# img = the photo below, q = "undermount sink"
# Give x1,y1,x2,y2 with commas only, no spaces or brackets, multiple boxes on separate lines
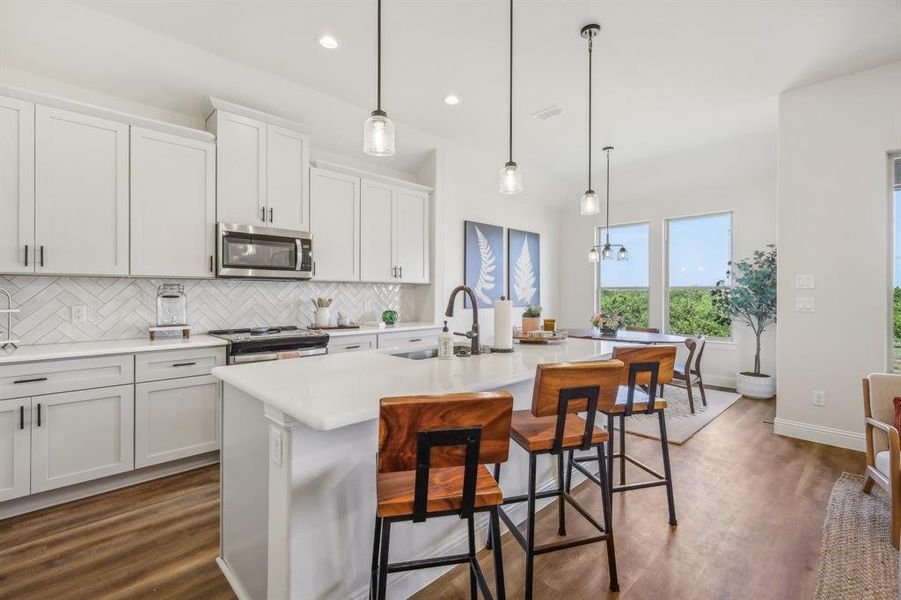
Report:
390,345,472,360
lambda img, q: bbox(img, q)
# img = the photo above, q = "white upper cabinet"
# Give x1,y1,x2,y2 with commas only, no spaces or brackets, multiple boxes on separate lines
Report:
267,124,310,231
310,167,360,281
0,96,35,274
393,188,430,283
0,397,30,502
34,105,129,275
207,106,310,231
360,180,395,282
130,127,216,278
209,110,267,226
358,178,429,284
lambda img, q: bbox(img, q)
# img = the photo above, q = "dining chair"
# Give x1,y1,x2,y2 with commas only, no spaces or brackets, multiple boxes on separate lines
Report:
372,391,514,600
862,374,901,548
625,326,660,333
661,336,707,413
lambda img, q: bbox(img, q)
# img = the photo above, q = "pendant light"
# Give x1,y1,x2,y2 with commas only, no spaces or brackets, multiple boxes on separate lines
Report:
579,24,600,215
363,0,395,156
499,0,522,194
588,146,628,262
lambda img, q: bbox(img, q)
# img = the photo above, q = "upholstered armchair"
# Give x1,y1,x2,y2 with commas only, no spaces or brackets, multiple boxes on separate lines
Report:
862,374,901,548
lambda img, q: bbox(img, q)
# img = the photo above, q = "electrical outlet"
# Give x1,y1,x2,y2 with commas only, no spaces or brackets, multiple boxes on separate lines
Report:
71,305,88,322
270,426,283,467
812,391,826,407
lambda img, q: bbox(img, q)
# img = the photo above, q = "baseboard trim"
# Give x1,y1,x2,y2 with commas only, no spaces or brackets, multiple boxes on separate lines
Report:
217,557,252,600
0,452,219,520
773,417,865,452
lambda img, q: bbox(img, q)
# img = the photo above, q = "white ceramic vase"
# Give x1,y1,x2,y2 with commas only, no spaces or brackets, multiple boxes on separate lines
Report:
315,307,331,328
736,372,775,399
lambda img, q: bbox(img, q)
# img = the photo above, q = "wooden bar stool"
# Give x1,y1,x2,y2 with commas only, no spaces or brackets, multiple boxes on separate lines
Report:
489,360,624,599
568,345,678,527
371,391,514,600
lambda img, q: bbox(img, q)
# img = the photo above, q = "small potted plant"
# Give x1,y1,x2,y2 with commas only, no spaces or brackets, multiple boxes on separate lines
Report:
522,305,542,333
591,313,624,336
712,245,777,399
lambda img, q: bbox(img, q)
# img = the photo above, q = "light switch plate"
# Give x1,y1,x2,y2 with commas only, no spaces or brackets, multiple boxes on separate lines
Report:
795,297,815,312
795,274,815,289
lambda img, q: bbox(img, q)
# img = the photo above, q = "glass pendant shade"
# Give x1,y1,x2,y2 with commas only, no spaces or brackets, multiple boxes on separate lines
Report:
602,243,612,259
588,247,600,263
580,190,600,215
363,110,395,156
499,161,523,194
617,246,628,261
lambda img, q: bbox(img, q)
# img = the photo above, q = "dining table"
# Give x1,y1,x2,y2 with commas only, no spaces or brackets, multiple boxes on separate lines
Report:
568,329,688,345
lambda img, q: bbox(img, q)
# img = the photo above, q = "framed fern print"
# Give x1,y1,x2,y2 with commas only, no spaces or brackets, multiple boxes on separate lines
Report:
464,221,504,308
507,228,540,307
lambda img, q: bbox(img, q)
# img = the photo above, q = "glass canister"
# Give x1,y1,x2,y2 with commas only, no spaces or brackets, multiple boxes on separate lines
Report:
156,283,187,326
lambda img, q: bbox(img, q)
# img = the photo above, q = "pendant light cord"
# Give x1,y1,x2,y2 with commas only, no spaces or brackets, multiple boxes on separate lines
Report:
508,0,513,163
377,0,382,111
588,35,593,191
606,150,611,244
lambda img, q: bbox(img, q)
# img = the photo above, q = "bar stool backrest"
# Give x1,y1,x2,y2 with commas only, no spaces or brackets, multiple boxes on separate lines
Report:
611,345,677,387
530,360,624,418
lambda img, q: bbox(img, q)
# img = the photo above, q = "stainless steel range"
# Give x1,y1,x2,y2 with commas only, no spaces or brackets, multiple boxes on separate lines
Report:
208,326,329,364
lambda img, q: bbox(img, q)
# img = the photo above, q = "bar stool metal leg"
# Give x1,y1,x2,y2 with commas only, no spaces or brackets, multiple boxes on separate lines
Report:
490,507,506,599
556,451,567,536
596,443,619,592
564,449,574,494
525,453,537,600
658,411,678,526
376,519,391,600
467,516,478,600
619,414,626,485
606,413,615,517
370,516,382,600
486,463,502,551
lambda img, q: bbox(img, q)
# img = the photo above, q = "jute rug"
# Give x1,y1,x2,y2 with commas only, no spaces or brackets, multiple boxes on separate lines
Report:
615,385,742,445
815,473,898,599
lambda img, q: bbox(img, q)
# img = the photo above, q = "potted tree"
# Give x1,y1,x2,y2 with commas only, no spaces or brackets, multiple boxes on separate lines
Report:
712,245,777,399
521,305,542,333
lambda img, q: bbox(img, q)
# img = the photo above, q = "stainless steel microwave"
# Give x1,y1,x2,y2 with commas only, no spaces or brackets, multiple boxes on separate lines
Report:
217,223,313,279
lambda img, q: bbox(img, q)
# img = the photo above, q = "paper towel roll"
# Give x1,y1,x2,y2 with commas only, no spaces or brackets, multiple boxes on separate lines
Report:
494,297,513,350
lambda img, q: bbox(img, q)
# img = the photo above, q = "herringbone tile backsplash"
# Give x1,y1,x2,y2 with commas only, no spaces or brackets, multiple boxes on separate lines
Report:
0,276,424,345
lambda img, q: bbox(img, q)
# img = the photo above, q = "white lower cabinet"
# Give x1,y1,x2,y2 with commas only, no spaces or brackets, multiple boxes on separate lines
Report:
30,384,134,494
135,375,220,468
327,334,377,354
0,397,31,502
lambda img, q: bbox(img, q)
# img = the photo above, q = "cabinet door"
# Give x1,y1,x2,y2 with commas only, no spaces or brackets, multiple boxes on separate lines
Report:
266,124,309,231
130,127,216,277
135,375,219,468
34,105,129,275
309,167,360,281
0,96,35,274
360,179,395,282
393,189,430,283
0,397,30,502
31,385,134,493
327,334,377,354
211,110,266,226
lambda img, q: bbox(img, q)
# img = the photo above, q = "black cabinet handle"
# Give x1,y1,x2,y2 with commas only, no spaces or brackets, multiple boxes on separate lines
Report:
269,207,273,223
313,261,316,277
39,245,44,267
209,255,214,273
24,245,28,267
409,338,422,343
260,206,266,222
19,405,24,430
13,377,47,384
398,266,403,279
345,345,361,350
36,403,41,427
172,362,196,367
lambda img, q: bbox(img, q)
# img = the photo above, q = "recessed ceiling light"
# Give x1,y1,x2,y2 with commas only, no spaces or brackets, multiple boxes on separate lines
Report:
317,35,340,50
443,95,461,106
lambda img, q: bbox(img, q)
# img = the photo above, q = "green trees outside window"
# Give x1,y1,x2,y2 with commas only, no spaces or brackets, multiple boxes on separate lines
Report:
668,289,731,338
599,289,649,329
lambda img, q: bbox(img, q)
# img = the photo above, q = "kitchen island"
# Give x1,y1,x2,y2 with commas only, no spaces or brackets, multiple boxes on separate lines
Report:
212,337,617,600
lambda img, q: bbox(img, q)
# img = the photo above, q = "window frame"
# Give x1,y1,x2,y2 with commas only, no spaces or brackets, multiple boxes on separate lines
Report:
888,153,901,373
593,220,651,329
664,210,734,341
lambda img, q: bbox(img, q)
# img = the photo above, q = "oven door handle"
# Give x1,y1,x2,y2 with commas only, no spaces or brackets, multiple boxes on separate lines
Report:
231,347,327,364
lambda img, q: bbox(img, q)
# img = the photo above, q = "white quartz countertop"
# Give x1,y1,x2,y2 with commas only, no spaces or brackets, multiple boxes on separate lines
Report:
212,338,618,431
322,322,441,338
0,334,228,364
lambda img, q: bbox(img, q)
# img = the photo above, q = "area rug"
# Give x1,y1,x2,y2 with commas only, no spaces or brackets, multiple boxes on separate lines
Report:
615,385,741,444
814,473,898,599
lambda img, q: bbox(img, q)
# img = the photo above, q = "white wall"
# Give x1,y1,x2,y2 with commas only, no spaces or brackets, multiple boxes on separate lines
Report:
557,133,778,388
775,61,901,450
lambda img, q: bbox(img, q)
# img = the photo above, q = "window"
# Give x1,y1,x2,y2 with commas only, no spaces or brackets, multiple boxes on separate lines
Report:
666,212,732,338
892,156,901,372
597,223,650,328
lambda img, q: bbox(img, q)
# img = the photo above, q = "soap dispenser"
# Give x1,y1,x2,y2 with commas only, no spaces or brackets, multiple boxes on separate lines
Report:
438,320,454,360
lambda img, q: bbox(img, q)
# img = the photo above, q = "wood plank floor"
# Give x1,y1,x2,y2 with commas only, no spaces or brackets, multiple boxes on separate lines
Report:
0,398,864,600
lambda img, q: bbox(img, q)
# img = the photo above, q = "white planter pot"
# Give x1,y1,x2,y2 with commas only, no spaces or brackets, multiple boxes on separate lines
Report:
736,372,775,399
